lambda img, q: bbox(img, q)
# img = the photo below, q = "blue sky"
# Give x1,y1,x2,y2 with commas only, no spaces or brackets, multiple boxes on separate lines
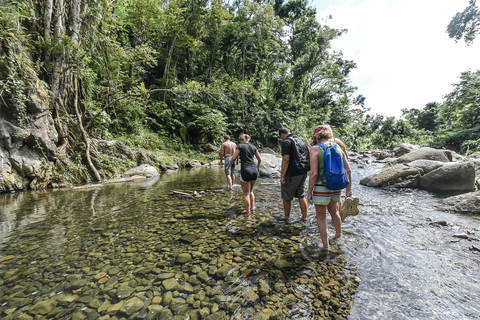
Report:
311,0,480,118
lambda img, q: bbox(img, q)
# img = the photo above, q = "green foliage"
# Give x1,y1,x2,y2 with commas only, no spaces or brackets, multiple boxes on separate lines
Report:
0,3,44,126
447,0,480,45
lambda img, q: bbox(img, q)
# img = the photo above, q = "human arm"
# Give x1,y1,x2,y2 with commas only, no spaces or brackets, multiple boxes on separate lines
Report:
342,151,353,198
255,150,261,170
219,143,225,165
280,154,290,185
335,139,349,160
307,146,319,205
226,149,240,170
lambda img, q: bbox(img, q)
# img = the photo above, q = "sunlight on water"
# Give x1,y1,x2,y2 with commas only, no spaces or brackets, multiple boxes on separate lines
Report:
0,163,479,319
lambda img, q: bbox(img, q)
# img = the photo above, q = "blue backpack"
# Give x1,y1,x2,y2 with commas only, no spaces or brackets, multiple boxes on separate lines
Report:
318,142,349,190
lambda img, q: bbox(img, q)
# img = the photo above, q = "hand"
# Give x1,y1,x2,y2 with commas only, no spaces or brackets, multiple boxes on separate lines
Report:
308,193,313,205
280,177,285,185
220,161,223,166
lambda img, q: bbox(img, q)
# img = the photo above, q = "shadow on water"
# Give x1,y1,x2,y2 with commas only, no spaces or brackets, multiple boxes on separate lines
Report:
0,167,357,319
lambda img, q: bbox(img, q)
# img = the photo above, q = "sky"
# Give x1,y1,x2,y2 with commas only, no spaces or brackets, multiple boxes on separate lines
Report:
312,0,480,118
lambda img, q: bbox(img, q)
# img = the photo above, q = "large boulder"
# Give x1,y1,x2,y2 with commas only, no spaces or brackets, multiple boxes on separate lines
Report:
259,152,282,178
360,159,476,192
397,147,452,163
359,163,422,188
122,164,160,178
442,191,480,214
0,115,58,192
392,143,420,157
419,162,476,192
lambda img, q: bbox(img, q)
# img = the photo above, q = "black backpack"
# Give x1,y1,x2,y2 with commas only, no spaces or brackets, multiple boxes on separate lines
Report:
287,136,310,173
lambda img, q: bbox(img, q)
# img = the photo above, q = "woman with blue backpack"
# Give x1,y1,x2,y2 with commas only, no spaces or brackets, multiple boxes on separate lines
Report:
307,125,352,251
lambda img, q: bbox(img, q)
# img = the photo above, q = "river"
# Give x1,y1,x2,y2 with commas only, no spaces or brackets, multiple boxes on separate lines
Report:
0,161,479,319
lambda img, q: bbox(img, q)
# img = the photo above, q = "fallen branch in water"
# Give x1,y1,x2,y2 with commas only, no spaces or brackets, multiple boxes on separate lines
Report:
173,191,193,198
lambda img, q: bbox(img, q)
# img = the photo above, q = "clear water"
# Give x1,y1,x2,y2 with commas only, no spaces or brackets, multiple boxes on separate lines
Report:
0,162,479,319
342,161,480,320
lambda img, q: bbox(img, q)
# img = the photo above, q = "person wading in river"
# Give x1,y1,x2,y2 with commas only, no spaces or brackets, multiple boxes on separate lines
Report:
226,134,261,214
279,128,308,221
219,135,237,190
308,125,352,250
312,125,358,220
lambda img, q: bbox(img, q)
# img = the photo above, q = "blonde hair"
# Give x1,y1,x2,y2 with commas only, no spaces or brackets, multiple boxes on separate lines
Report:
314,130,332,141
239,133,251,143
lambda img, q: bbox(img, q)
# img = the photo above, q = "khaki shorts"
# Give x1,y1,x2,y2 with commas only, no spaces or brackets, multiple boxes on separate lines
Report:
281,174,307,201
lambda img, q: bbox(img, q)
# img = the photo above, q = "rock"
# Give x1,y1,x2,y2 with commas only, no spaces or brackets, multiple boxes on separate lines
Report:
419,162,476,192
162,291,173,306
106,301,124,315
269,309,285,320
204,143,219,153
180,234,200,243
116,285,135,299
406,160,445,174
361,157,476,193
162,278,178,291
176,253,192,264
30,299,58,315
360,164,422,188
186,159,202,167
216,265,233,278
258,279,270,296
453,233,469,239
374,150,393,160
197,271,209,282
273,259,292,270
259,152,282,178
121,297,144,315
398,147,452,163
122,164,160,178
392,143,419,157
443,191,480,214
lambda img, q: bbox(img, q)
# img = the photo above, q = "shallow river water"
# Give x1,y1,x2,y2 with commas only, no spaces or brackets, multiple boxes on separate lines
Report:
0,161,479,320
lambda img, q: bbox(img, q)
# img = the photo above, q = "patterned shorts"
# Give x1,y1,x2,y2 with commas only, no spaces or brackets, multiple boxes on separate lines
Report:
312,184,341,205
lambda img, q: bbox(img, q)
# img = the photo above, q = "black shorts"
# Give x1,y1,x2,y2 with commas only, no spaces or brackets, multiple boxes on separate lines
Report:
240,164,258,182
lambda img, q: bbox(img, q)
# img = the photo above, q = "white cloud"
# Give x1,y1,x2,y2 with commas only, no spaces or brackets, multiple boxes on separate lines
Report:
314,0,480,117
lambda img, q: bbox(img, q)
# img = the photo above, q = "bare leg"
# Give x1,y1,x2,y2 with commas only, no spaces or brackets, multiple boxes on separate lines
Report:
249,180,256,210
328,200,342,238
241,181,252,214
283,200,292,218
299,198,308,220
231,173,235,188
314,204,329,250
226,175,233,189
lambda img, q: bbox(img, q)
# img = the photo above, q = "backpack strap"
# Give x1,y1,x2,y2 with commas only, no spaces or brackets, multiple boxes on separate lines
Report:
317,142,338,149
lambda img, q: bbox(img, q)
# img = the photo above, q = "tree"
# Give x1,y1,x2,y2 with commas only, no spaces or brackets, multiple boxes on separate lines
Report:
447,0,480,45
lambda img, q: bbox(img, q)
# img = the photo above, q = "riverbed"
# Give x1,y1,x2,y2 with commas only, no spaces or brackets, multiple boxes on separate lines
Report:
0,162,479,319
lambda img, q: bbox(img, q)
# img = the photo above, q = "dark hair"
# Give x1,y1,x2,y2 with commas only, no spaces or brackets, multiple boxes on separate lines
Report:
223,135,230,140
278,128,290,135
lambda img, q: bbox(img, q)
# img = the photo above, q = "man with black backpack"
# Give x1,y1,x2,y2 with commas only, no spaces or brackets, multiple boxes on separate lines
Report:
278,128,310,221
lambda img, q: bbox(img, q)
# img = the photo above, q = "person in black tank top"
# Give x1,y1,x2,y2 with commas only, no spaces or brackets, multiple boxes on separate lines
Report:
226,134,262,214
